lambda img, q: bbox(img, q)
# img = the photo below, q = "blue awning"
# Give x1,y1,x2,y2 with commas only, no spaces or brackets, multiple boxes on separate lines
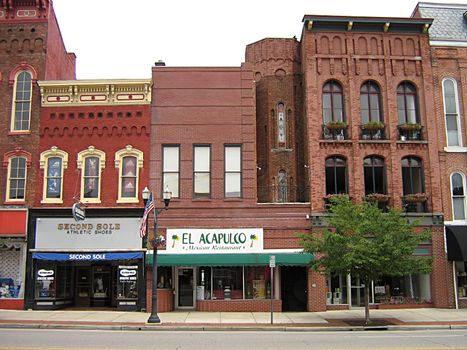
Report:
33,252,143,261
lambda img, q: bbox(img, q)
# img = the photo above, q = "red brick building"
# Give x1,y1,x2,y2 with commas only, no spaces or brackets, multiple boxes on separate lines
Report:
147,12,456,312
413,2,467,309
0,0,75,309
26,79,152,310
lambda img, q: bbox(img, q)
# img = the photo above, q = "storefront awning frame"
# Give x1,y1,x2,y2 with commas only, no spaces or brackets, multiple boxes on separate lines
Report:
145,252,313,267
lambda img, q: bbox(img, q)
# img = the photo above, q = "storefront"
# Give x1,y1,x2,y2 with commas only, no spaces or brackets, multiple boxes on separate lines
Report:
0,208,28,309
29,216,144,310
446,225,467,309
146,228,313,312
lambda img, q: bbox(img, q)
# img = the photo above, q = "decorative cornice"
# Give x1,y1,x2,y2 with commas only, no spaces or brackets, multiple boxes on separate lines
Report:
37,79,152,107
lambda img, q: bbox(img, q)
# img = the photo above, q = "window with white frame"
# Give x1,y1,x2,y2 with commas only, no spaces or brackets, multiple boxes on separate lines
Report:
443,78,462,147
115,145,143,203
11,71,33,132
40,147,68,203
451,172,466,221
77,147,106,203
225,145,241,198
163,146,179,198
193,145,210,198
7,156,27,201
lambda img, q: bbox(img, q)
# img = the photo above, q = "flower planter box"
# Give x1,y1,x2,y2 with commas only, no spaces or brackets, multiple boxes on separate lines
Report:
398,123,421,131
363,122,384,131
365,194,389,203
403,194,427,203
326,121,347,130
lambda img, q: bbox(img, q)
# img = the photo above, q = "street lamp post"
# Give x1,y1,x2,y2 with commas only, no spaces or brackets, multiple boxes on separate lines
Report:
143,186,171,324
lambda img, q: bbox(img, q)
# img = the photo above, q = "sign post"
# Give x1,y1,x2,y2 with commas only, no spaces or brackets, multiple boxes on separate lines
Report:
269,255,275,325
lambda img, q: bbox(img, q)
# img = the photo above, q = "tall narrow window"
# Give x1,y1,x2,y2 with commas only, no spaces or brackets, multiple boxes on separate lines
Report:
225,145,241,198
323,80,344,123
397,82,419,124
278,170,288,202
163,146,180,198
40,147,68,203
360,81,382,124
401,156,424,195
84,157,99,199
277,103,286,148
11,71,33,132
7,157,27,201
115,145,143,203
364,156,386,195
46,157,63,198
452,172,466,221
77,147,105,203
325,156,348,195
194,146,210,198
443,78,462,147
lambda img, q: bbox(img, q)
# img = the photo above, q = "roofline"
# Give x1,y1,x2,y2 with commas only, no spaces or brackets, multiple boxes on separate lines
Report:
302,14,433,25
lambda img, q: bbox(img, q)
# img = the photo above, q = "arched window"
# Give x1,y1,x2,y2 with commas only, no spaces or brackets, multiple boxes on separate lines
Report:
451,172,466,221
323,80,344,123
277,103,286,148
325,156,347,195
443,78,462,147
360,81,382,124
11,71,33,132
278,169,288,202
115,145,143,203
397,82,419,125
40,147,68,203
363,156,386,195
401,156,424,195
6,157,27,201
77,146,106,203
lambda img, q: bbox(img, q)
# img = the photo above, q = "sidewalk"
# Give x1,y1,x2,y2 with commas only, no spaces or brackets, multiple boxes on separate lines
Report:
1,308,467,331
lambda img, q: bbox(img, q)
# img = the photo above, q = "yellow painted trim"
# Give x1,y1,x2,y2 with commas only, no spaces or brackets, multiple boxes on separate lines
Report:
115,145,143,203
38,79,152,107
40,146,68,203
10,71,33,132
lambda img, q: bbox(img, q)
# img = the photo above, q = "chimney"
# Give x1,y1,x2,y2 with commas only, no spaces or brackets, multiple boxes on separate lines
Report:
155,60,166,67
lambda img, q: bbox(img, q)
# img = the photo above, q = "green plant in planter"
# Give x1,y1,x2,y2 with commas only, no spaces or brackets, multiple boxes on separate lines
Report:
365,193,390,202
326,120,347,130
403,193,427,203
363,121,384,130
398,122,422,131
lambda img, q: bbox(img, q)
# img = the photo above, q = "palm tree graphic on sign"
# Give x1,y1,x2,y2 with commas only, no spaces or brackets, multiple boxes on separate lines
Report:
250,234,258,247
172,234,180,248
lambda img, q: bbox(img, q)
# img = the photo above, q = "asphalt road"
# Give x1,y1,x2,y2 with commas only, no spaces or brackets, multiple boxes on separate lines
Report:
0,328,466,349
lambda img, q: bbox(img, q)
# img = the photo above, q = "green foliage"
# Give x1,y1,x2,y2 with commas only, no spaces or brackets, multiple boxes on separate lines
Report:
301,196,432,282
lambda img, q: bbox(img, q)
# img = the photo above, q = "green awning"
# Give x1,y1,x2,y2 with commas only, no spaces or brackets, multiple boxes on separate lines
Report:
146,253,313,267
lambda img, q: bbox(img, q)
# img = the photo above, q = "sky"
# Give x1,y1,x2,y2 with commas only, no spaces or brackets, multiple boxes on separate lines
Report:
52,0,467,80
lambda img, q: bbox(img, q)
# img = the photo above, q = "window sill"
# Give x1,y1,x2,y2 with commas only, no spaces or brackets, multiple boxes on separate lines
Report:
4,200,26,205
444,146,467,153
81,199,101,204
223,198,243,201
8,131,31,136
116,199,139,204
41,199,63,204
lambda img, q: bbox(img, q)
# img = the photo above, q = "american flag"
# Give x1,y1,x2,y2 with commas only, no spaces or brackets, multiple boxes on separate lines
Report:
140,192,154,238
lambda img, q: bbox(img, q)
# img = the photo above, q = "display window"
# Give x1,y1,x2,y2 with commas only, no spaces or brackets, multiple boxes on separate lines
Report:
373,274,431,304
0,246,22,299
245,266,271,299
34,264,72,299
326,274,348,304
157,267,173,289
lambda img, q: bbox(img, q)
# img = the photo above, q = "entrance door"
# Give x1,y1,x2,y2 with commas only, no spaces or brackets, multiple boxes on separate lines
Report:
281,266,307,311
177,268,194,308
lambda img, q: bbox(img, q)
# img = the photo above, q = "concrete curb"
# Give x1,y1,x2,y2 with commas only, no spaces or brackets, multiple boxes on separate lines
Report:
1,322,467,332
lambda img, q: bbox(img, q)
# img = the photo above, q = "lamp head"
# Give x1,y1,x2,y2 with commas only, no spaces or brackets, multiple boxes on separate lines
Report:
142,186,151,201
163,185,172,208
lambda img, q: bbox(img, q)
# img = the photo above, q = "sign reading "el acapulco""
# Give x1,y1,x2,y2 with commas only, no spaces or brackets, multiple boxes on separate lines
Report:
166,228,264,254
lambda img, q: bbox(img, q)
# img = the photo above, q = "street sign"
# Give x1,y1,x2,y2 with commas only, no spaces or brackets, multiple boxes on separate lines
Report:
269,255,275,268
72,203,85,222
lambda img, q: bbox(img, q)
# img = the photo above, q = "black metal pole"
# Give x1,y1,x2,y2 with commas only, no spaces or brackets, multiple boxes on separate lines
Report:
147,208,162,323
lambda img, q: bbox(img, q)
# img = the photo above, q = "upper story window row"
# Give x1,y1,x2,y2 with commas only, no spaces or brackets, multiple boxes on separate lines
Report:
38,145,143,204
325,155,427,213
322,80,424,142
162,144,242,200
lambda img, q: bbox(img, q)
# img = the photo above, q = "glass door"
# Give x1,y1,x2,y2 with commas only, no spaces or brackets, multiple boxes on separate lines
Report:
350,275,366,307
177,268,195,308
